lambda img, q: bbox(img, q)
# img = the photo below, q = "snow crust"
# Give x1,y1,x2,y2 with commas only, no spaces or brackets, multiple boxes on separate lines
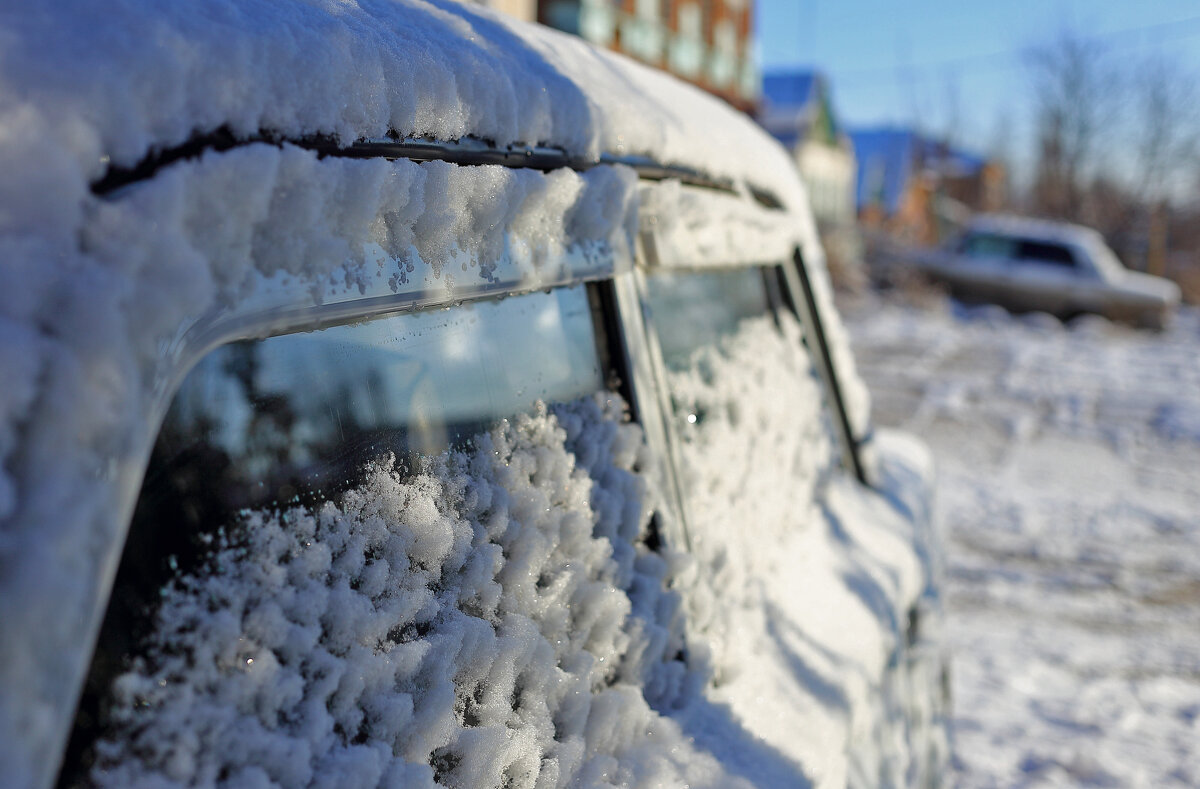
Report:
637,181,802,269
89,145,638,314
635,177,871,440
89,395,741,788
0,0,803,210
848,299,1200,787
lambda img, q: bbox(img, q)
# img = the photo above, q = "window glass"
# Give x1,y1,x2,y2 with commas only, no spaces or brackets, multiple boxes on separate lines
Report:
961,233,1016,259
142,284,602,575
645,267,775,372
642,266,833,528
64,286,607,782
1015,239,1076,267
152,286,602,517
641,265,835,746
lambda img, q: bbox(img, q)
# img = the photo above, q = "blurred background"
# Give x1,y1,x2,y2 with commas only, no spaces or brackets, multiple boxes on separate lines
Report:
756,0,1200,304
485,0,1200,302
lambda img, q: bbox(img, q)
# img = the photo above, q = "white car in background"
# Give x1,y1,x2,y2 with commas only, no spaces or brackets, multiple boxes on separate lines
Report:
919,215,1181,329
0,2,947,788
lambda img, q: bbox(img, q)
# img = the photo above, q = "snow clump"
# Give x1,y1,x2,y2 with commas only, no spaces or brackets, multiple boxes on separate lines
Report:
89,395,745,788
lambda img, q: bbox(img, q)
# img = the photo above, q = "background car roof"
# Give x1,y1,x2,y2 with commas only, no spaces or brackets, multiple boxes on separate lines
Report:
966,213,1104,246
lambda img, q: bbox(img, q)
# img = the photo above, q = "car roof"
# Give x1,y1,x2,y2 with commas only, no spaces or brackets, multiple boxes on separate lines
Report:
966,213,1104,247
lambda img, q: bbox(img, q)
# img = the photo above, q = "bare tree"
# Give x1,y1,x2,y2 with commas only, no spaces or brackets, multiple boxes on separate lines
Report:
939,73,962,149
987,110,1017,211
1025,31,1121,222
1131,55,1199,205
1130,55,1200,273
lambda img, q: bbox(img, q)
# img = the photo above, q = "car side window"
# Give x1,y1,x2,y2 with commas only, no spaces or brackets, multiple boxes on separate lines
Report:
638,265,835,696
1015,239,1077,268
961,232,1016,259
136,285,605,558
62,284,620,783
643,267,776,373
642,266,834,529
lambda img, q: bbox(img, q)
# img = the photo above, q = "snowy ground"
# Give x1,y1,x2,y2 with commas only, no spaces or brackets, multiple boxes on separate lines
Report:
843,296,1200,788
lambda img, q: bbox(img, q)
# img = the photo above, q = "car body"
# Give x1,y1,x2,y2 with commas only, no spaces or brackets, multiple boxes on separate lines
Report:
916,215,1181,328
0,2,946,788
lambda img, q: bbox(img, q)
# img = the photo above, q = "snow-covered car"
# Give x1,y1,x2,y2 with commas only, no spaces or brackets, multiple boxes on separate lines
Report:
0,3,946,788
917,215,1181,329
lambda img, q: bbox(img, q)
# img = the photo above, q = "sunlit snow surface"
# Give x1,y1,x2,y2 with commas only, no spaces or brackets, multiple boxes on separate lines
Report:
662,313,930,787
846,299,1200,788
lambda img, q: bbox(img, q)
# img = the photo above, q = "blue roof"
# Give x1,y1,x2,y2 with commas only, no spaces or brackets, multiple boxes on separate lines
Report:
849,126,990,213
762,71,819,110
850,128,914,214
759,70,837,149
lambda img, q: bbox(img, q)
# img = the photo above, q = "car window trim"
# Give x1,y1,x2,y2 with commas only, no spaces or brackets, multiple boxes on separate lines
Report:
779,249,868,485
90,128,781,206
611,265,694,551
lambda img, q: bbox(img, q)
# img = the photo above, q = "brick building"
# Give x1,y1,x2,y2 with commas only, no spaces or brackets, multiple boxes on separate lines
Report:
483,0,759,112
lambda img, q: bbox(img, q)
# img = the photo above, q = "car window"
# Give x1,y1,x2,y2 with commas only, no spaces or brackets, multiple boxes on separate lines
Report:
639,265,835,735
642,265,833,530
63,284,613,782
961,232,1016,259
143,285,604,524
1014,239,1076,268
645,267,777,372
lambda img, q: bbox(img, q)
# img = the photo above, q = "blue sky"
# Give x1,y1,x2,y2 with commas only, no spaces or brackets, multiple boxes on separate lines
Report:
755,0,1200,177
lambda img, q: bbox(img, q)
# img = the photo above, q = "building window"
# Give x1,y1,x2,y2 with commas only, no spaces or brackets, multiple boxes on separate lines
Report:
579,0,617,45
708,19,737,88
668,3,703,77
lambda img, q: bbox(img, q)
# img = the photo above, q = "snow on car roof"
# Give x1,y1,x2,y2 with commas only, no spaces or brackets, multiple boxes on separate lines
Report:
2,0,802,210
